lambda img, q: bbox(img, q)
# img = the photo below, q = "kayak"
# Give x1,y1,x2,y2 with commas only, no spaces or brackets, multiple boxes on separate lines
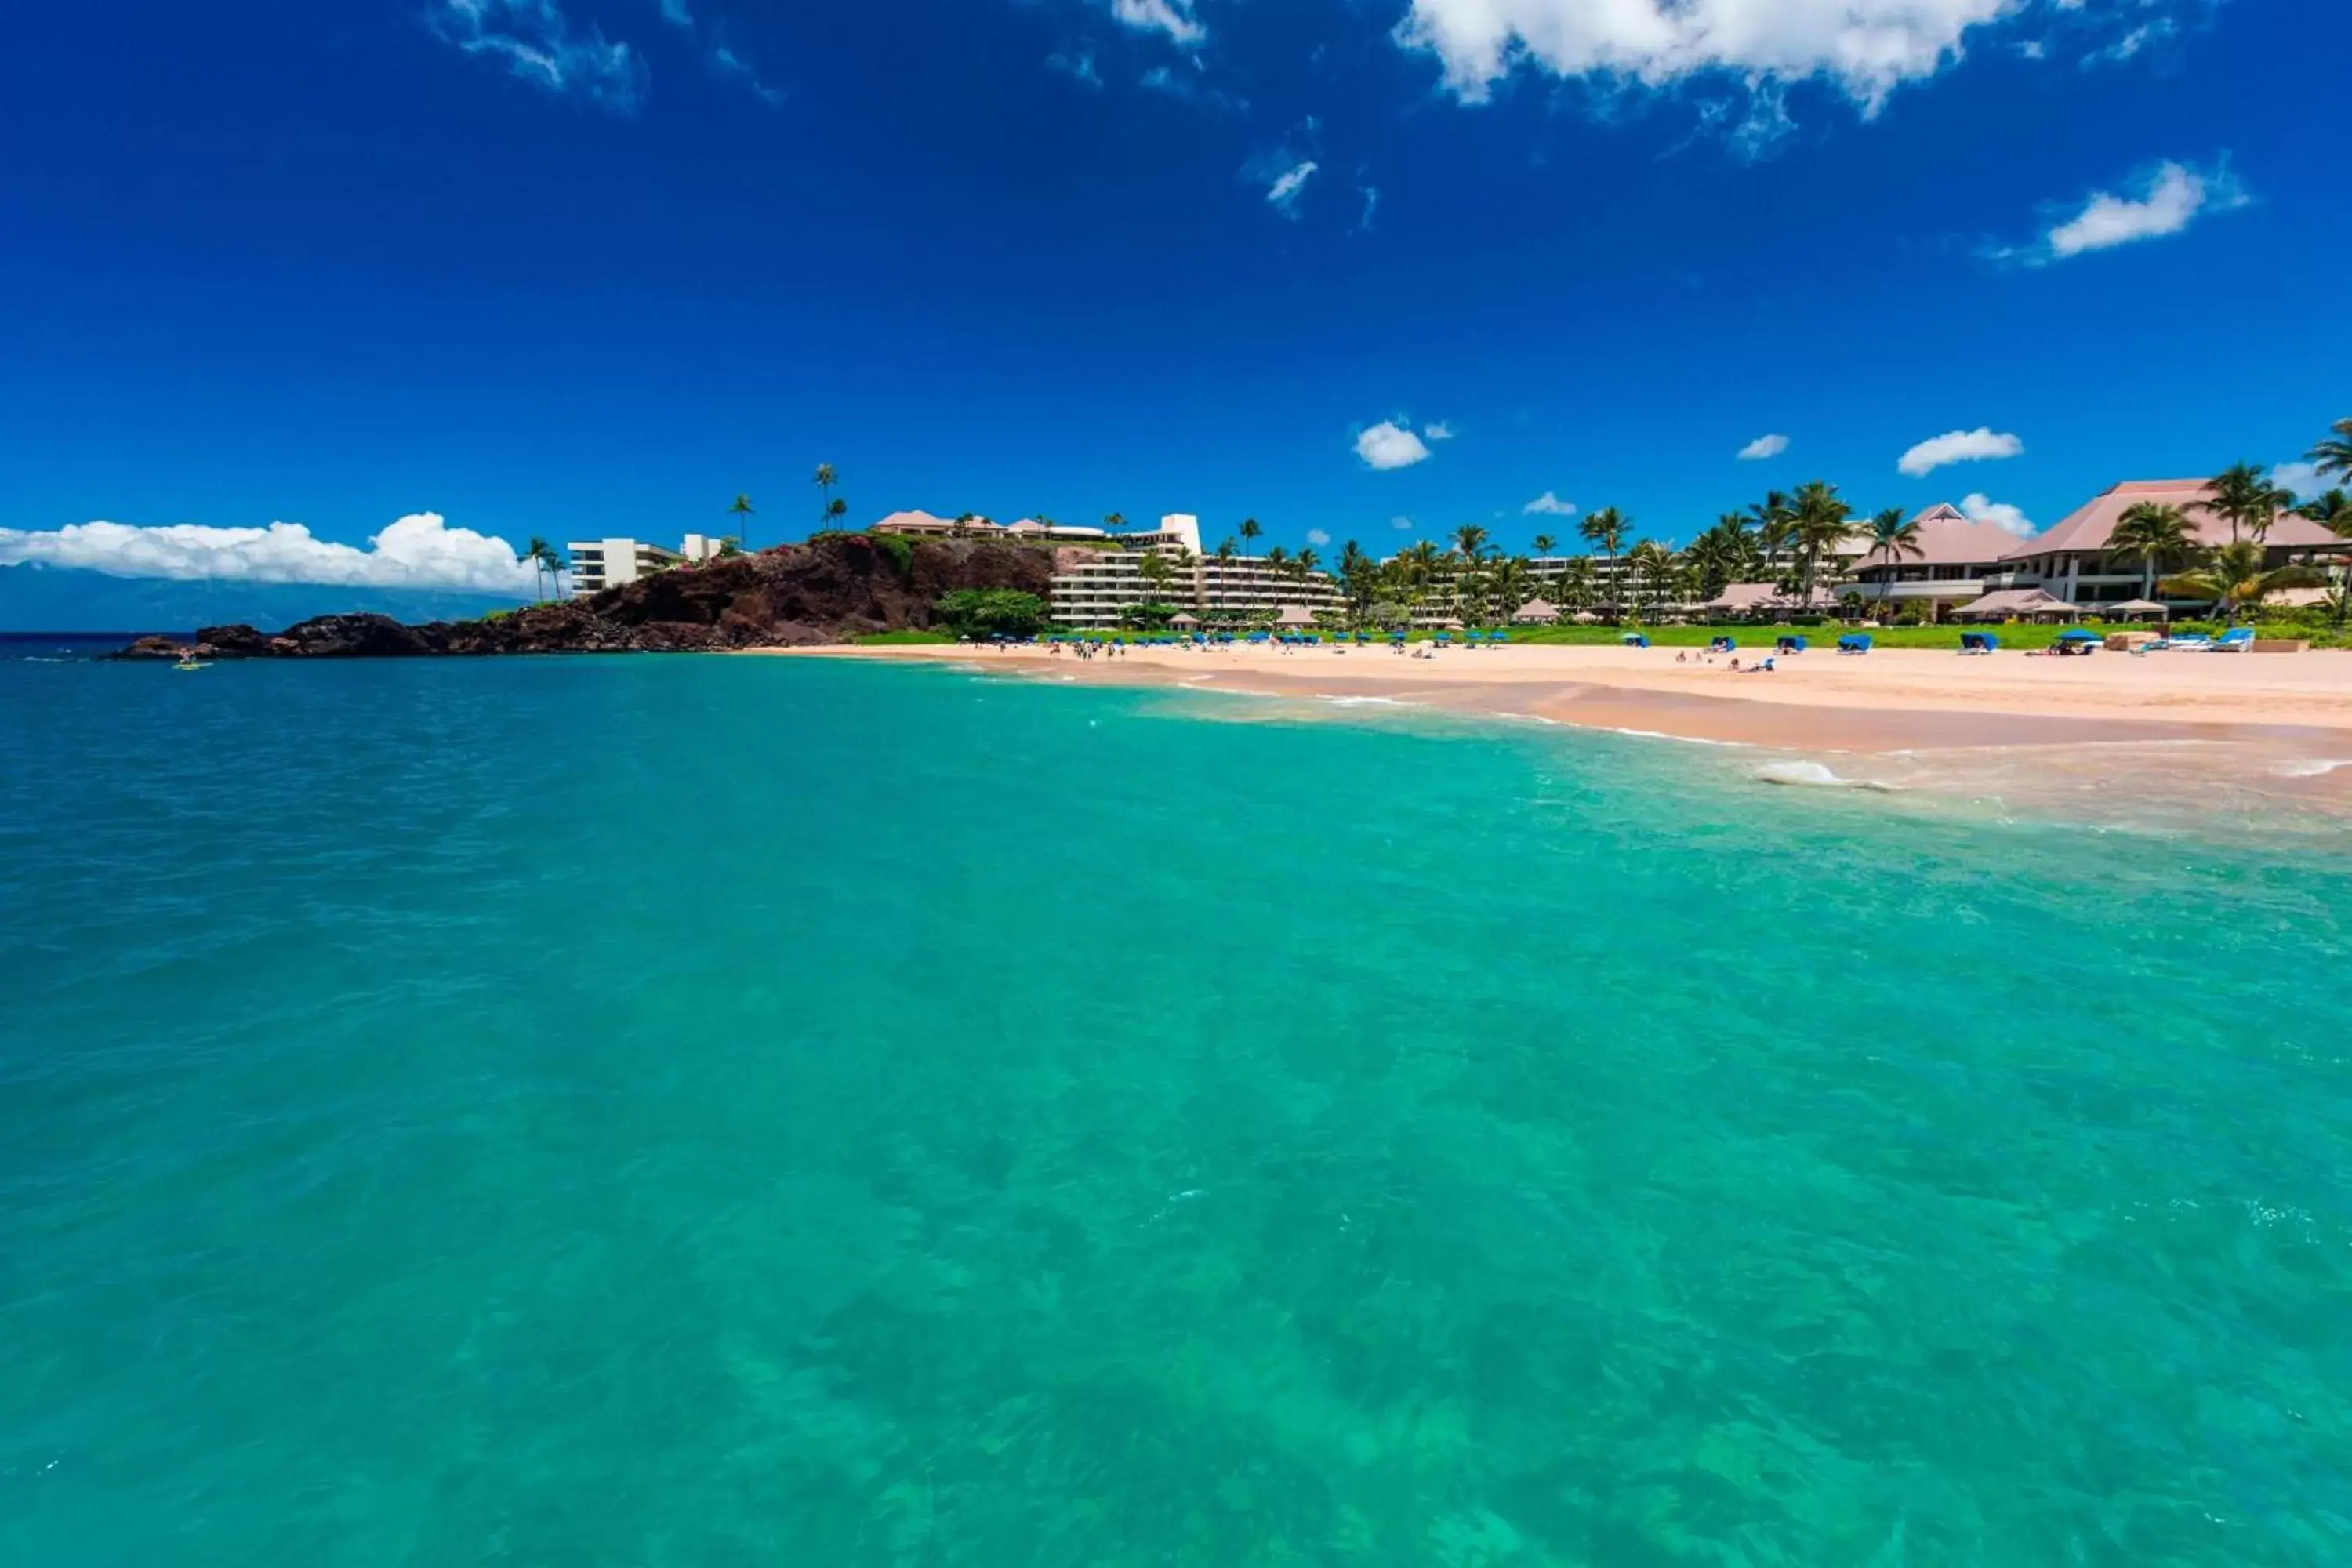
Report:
172,662,212,671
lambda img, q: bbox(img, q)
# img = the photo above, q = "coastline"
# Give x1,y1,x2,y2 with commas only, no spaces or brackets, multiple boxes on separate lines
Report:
748,641,2352,748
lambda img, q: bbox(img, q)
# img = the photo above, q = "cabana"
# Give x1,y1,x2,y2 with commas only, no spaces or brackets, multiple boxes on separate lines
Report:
2109,598,2171,620
1169,612,1200,630
1775,634,1809,654
1272,605,1316,630
1954,588,2082,623
1708,635,1737,653
1621,632,1650,649
1836,633,1872,655
1512,598,1561,626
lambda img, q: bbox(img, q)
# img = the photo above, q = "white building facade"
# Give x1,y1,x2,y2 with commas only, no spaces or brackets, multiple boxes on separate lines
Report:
1047,514,1345,630
567,538,687,597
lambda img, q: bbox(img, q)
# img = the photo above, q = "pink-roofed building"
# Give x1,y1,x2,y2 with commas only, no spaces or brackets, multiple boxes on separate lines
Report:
1849,503,2031,611
1998,480,2340,610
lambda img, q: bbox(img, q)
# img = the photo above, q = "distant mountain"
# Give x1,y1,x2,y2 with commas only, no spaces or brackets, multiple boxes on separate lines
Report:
0,565,530,633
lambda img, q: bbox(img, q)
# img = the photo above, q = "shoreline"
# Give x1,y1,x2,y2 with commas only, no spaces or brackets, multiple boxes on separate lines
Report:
749,641,2352,752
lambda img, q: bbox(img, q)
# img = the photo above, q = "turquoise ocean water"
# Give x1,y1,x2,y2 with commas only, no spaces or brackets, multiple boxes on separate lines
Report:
5,652,2351,1564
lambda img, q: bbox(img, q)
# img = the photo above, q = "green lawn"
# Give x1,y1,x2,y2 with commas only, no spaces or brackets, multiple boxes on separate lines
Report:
851,630,960,646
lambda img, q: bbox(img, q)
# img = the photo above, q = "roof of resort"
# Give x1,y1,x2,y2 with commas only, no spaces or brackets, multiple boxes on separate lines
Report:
1273,605,1316,626
2005,481,2341,559
1514,598,1559,621
1955,587,2081,619
1704,583,1837,613
1883,503,2032,568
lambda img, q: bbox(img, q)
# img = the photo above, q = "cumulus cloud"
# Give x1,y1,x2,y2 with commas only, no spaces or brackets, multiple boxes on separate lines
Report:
0,514,543,593
1422,421,1454,441
1960,493,2036,537
2273,461,2326,500
1738,433,1790,460
430,0,647,113
1356,184,1381,232
1394,0,2022,115
1356,420,1434,470
1899,426,2024,477
1391,515,1415,530
1522,492,1577,516
2042,159,2244,259
1112,0,1203,47
1265,160,1319,215
1305,528,1332,546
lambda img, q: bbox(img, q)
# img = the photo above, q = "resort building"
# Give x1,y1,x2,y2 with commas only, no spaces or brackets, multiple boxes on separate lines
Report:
872,510,1110,544
567,537,685,597
1848,503,2032,612
1046,514,1345,630
1988,479,2340,611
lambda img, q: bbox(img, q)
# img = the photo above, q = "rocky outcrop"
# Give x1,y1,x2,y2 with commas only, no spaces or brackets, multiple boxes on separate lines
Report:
114,535,1054,659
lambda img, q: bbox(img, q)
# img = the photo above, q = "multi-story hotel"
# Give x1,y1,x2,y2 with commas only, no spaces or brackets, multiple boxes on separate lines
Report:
566,534,731,598
1046,514,1344,630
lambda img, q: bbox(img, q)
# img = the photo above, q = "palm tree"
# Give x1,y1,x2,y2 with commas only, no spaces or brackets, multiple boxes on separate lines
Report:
1626,539,1682,622
1788,480,1856,607
2159,539,2326,624
2296,488,2352,534
2201,462,2294,545
2108,501,2200,601
1104,512,1127,537
1215,537,1236,566
1748,490,1795,574
1577,506,1629,619
1531,533,1558,559
520,535,551,601
1452,524,1489,563
1559,557,1597,614
825,497,848,528
812,464,838,529
1265,544,1289,572
2307,417,2352,486
1239,518,1263,558
1683,516,1756,601
535,542,568,597
728,494,757,549
1859,506,1925,604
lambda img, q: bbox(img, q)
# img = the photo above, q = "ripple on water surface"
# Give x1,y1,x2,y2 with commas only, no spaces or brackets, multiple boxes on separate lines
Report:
2,654,2351,1563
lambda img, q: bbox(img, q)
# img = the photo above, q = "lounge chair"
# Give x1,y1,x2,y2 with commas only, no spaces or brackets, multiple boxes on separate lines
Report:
1776,635,1809,654
1837,633,1872,654
1960,632,1998,655
1708,636,1736,654
1621,633,1650,649
2212,627,2255,652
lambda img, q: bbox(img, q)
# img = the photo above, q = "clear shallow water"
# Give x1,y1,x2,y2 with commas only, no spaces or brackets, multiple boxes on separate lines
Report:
4,655,2351,1564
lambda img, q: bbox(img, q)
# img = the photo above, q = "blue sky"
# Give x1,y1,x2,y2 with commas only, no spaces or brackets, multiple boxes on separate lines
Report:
0,0,2343,611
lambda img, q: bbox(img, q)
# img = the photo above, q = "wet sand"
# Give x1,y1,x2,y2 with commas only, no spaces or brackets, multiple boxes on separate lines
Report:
756,641,2352,746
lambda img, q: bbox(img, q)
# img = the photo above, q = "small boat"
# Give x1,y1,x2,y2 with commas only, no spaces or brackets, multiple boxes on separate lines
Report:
172,660,212,672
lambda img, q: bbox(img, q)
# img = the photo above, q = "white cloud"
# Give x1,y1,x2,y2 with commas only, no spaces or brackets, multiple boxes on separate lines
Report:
1391,515,1414,530
1356,184,1381,232
659,0,691,27
1112,0,1203,47
1737,433,1789,460
1394,0,2023,116
711,45,784,105
1355,420,1434,470
0,514,543,593
2273,461,2326,500
2081,18,2172,67
1138,64,1245,112
1265,160,1319,214
1522,492,1577,516
1422,421,1454,441
1960,493,2036,537
1898,426,2024,477
1305,528,1332,546
430,0,647,113
2043,159,2245,260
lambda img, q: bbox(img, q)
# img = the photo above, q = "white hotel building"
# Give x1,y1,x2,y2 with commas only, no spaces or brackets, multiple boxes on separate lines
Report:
566,534,731,598
871,510,1345,630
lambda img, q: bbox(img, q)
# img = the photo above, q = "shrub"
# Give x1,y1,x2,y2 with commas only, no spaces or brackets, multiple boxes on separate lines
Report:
936,588,1047,638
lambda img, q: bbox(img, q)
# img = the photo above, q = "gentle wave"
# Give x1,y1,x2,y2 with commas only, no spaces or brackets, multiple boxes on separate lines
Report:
1754,760,1904,792
2271,758,2352,779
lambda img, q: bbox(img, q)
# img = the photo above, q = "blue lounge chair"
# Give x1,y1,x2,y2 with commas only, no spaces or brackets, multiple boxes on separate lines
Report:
1837,633,1872,654
1777,635,1809,654
1708,636,1737,653
1960,631,1998,654
1490,632,1510,644
2212,627,2256,652
1621,633,1650,648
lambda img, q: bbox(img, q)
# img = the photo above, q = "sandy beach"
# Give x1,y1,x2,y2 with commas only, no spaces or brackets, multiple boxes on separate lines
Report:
757,640,2352,747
